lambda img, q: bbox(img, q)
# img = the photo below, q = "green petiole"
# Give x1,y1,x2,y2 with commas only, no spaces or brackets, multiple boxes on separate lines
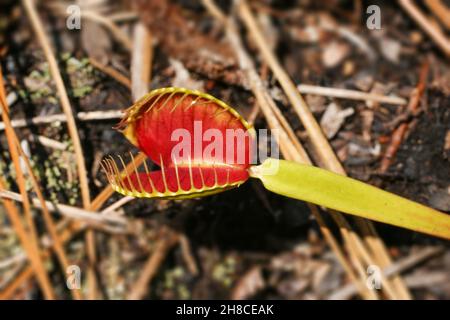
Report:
251,158,450,240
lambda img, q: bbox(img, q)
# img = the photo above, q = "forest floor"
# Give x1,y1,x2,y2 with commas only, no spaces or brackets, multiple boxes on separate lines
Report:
0,0,449,299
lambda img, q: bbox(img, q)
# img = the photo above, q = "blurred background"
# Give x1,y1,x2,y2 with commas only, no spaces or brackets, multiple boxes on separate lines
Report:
0,0,449,300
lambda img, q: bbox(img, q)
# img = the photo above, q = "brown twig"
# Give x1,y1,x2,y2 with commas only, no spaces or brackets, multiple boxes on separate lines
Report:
135,0,246,88
202,0,380,300
424,0,450,30
0,219,86,299
46,2,133,51
109,11,139,23
0,68,82,300
237,0,342,173
0,150,146,298
297,84,407,105
89,58,132,89
100,196,134,216
22,0,96,298
0,71,38,252
0,83,39,262
0,258,38,299
231,266,264,300
0,177,55,299
131,22,153,101
380,61,429,173
179,235,198,276
403,271,448,289
328,246,444,299
2,56,130,204
0,149,148,299
399,0,450,57
127,228,179,300
379,123,409,173
0,110,123,131
236,0,411,299
0,217,127,283
29,134,68,151
0,189,127,227
22,0,91,209
1,69,55,299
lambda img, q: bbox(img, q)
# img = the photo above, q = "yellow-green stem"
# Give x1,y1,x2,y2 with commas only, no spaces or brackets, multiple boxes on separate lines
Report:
251,158,450,240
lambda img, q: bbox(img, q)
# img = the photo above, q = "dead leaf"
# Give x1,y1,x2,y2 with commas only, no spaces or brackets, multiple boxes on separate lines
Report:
322,41,350,68
305,94,327,114
170,58,204,91
320,102,354,139
231,266,265,300
81,21,112,65
429,189,450,212
379,37,402,63
312,263,331,293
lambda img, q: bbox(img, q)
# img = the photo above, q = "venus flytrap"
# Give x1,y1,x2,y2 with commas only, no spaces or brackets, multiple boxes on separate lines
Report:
102,87,450,240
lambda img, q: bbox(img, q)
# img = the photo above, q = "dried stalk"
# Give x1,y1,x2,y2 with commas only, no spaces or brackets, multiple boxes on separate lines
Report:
380,61,429,173
0,68,82,300
22,0,91,209
46,2,133,50
236,0,410,299
1,150,148,298
0,189,127,227
0,151,145,298
22,0,96,298
424,0,450,30
0,220,85,299
0,110,123,131
89,58,132,89
0,177,55,299
297,84,406,105
179,235,198,276
1,70,54,299
399,0,450,57
329,246,444,299
131,22,153,101
202,0,378,299
127,228,179,300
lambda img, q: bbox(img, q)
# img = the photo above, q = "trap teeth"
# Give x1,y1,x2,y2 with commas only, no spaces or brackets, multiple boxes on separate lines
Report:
100,152,249,199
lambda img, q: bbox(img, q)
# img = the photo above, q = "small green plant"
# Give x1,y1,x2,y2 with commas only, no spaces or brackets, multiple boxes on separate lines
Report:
102,87,450,240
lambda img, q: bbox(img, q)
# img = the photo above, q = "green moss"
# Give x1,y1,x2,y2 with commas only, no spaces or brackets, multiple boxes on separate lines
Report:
163,267,191,299
212,255,237,288
23,54,97,104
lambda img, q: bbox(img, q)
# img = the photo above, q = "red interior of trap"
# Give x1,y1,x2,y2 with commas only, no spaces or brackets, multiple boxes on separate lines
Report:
119,91,254,194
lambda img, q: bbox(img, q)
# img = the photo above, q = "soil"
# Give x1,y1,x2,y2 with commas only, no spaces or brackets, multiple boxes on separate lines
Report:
0,0,449,300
